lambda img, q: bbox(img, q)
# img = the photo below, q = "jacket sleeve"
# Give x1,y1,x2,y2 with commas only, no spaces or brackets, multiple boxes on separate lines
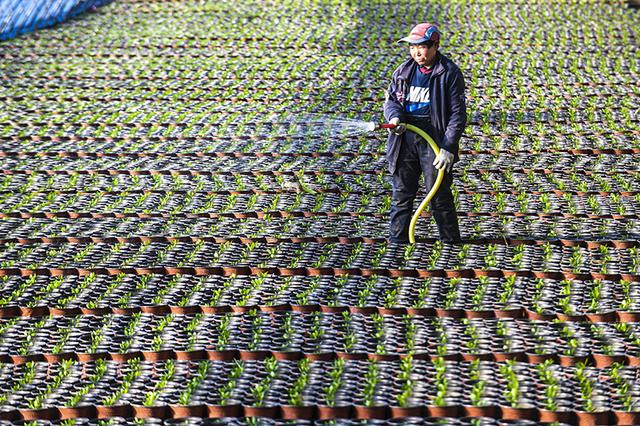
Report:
441,67,467,154
383,69,405,122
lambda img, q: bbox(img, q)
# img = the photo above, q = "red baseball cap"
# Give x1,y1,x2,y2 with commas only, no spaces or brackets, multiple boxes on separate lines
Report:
398,23,441,44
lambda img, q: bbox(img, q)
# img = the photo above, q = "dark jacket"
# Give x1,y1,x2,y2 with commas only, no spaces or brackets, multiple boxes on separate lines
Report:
383,52,467,174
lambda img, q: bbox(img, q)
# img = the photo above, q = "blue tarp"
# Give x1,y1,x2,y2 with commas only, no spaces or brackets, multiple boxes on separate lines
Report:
0,0,111,40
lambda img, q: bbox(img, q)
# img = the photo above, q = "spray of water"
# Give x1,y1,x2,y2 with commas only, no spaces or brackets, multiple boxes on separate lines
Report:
270,113,377,138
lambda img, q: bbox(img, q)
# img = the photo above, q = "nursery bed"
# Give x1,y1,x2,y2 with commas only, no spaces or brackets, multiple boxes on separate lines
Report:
1,0,638,424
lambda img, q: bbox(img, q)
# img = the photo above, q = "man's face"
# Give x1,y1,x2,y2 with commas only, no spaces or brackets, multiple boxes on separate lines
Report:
409,41,438,66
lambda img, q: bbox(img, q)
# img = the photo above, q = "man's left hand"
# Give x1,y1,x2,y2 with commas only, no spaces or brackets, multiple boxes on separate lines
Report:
433,149,454,172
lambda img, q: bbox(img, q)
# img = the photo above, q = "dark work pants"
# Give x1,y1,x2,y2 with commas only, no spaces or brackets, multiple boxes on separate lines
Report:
389,126,460,243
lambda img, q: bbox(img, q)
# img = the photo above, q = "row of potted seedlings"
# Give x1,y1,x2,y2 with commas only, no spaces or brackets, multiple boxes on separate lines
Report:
2,127,638,157
0,213,635,243
0,168,636,196
2,95,637,145
1,187,637,218
0,139,637,174
0,271,638,313
4,311,640,358
0,239,637,274
0,357,638,418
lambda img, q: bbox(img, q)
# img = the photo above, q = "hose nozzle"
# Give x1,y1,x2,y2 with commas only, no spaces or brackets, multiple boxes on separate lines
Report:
367,122,397,131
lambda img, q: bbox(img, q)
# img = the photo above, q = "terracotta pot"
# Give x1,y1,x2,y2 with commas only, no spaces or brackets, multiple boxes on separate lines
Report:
613,240,636,249
207,404,241,418
142,349,174,362
613,410,640,425
405,307,435,316
538,408,575,424
51,307,80,316
20,306,49,317
435,308,464,318
221,266,239,275
307,267,334,276
231,305,253,313
10,354,35,364
446,269,472,278
111,352,139,362
18,408,57,421
626,355,640,366
359,268,384,277
280,405,316,420
317,405,353,419
494,308,523,319
44,353,73,363
175,349,207,361
499,405,538,421
169,404,206,418
261,304,290,312
240,350,271,361
617,311,640,322
77,353,102,362
493,352,522,362
556,312,587,322
321,305,348,314
202,306,232,314
463,405,498,418
170,305,201,315
427,405,461,417
558,354,589,367
353,405,389,419
112,307,136,315
141,305,171,314
336,351,367,361
350,306,378,315
575,410,612,426
377,307,407,316
243,405,279,418
525,308,556,321
465,309,495,319
272,351,302,361
96,405,132,418
57,405,97,420
388,269,415,278
132,405,168,418
136,267,159,275
461,353,482,362
291,304,321,313
370,353,399,362
389,406,424,418
586,311,617,322
592,354,626,368
81,307,110,316
280,267,306,276
525,352,556,364
306,352,334,362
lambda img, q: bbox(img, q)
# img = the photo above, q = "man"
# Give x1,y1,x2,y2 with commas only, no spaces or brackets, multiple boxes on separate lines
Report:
383,22,466,243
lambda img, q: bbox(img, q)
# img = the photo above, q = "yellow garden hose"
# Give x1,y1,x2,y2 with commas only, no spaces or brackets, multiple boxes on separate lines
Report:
404,123,445,244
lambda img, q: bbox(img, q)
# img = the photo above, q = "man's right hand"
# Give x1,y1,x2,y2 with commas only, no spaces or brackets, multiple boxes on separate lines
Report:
389,117,406,135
